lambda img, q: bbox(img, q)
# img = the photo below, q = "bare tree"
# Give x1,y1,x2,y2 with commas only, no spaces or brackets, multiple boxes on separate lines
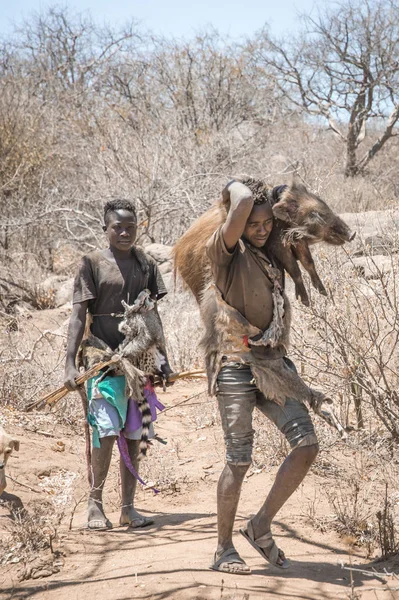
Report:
104,29,278,137
9,6,141,99
251,0,399,177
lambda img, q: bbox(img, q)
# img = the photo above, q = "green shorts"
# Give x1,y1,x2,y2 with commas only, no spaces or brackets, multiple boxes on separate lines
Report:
87,374,154,447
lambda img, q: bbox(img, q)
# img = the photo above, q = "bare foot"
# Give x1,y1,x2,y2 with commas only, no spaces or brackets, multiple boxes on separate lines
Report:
87,497,112,530
119,505,154,528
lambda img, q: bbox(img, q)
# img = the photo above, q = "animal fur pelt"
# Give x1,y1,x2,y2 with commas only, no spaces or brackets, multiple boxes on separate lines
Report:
79,290,168,457
201,284,346,438
199,283,290,395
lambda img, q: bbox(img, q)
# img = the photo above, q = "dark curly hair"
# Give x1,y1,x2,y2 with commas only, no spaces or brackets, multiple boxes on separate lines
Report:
103,199,137,225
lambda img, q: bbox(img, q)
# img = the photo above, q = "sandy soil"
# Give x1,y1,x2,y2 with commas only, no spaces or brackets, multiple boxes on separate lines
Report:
1,378,398,600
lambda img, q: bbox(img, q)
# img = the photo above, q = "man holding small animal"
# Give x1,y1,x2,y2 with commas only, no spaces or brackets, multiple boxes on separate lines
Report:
64,199,173,531
174,176,354,574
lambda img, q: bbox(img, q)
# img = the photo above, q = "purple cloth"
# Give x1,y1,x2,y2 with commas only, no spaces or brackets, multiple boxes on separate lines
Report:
117,432,159,494
124,380,165,433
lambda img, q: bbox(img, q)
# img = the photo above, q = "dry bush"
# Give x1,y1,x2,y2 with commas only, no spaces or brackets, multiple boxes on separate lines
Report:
0,316,67,411
158,288,203,372
1,469,76,579
326,481,377,555
1,503,58,565
303,419,399,557
324,477,399,559
285,233,399,556
290,242,399,439
300,432,399,558
377,483,399,559
0,254,53,311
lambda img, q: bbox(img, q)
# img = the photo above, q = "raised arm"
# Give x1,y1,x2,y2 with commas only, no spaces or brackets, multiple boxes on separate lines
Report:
64,300,88,390
221,181,254,251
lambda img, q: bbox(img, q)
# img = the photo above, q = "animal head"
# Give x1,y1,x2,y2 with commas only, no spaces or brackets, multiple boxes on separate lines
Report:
119,292,155,339
0,426,20,495
121,290,154,315
272,180,355,246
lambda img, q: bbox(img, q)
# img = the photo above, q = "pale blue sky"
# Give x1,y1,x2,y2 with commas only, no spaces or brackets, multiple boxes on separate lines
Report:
0,0,321,38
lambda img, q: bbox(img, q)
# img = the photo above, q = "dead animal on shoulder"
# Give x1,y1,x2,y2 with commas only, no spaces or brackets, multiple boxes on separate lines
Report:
173,176,355,306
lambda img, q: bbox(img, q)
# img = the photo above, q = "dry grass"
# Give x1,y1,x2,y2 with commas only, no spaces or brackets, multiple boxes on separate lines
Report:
1,503,58,566
139,442,191,495
0,469,77,580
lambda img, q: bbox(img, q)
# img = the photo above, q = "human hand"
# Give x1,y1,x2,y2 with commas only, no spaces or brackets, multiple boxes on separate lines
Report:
164,372,176,387
64,365,80,391
222,177,253,206
162,363,176,387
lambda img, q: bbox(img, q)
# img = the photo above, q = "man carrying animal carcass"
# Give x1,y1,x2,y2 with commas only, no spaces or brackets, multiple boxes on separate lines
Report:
64,199,173,530
174,177,345,575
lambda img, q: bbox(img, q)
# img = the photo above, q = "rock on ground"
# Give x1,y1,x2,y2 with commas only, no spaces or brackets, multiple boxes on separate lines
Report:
341,209,399,256
144,243,173,264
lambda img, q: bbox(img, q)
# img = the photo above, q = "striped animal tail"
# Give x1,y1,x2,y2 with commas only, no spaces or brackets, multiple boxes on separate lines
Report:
137,392,152,458
120,357,153,458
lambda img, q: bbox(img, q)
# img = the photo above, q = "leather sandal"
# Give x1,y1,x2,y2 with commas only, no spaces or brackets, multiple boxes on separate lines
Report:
240,520,289,569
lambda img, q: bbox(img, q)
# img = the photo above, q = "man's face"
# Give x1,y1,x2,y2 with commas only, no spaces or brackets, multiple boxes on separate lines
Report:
104,209,137,252
243,203,274,248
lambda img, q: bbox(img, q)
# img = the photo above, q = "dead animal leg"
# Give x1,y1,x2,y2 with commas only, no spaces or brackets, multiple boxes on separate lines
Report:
280,247,310,306
294,241,327,296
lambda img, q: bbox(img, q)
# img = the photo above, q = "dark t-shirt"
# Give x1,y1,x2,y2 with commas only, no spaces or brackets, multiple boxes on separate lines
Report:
206,226,286,360
206,226,279,330
73,248,167,350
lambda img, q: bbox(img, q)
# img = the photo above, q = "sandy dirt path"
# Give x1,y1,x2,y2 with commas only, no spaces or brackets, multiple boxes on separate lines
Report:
1,381,397,600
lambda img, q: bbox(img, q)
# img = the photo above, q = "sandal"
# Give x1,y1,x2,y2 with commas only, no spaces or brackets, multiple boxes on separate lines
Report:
87,518,113,530
210,547,251,575
240,520,289,569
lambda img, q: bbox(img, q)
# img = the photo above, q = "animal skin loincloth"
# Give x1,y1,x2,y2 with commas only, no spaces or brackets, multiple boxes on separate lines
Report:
200,284,346,437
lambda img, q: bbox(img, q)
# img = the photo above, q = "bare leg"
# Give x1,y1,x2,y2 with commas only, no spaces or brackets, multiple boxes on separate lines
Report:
87,435,115,528
250,444,318,564
120,439,153,527
214,463,251,573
